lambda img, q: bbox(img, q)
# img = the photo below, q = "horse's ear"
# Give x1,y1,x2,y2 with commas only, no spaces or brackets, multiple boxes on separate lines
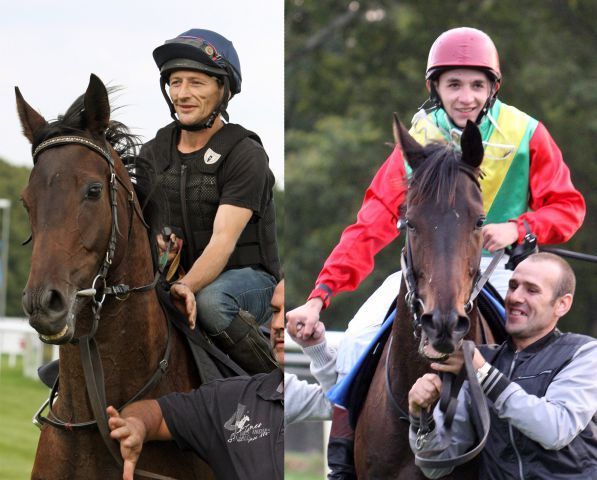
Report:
83,74,110,135
393,113,425,169
15,87,48,144
461,120,484,169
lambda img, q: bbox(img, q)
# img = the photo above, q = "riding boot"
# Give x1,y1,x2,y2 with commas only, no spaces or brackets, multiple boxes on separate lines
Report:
208,310,278,375
327,405,357,480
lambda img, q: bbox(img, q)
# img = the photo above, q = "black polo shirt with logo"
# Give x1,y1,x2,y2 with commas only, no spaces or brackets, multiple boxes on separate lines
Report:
157,369,283,479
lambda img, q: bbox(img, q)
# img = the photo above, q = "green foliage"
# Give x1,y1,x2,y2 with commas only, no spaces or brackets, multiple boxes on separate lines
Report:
0,159,32,317
286,0,597,333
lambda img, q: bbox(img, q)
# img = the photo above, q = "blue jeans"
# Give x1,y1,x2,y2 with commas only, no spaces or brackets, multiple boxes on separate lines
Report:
195,267,277,335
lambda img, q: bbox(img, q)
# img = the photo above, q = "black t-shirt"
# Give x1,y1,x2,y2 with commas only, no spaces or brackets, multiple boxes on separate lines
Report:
179,136,275,218
157,369,284,480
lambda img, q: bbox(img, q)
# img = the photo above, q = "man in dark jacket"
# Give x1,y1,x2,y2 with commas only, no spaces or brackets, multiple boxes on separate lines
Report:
106,280,285,480
408,252,597,479
139,28,280,374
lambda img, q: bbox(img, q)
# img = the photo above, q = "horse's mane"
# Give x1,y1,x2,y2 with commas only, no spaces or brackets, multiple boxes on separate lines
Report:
30,87,167,241
31,87,141,162
407,142,479,207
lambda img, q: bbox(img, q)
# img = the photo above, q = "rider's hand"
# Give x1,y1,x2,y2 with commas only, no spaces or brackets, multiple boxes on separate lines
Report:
290,320,326,348
482,222,519,252
107,406,145,480
408,373,442,417
170,282,196,329
286,298,323,340
156,231,181,266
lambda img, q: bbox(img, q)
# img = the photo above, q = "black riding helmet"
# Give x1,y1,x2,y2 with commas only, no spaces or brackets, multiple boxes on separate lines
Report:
153,29,242,131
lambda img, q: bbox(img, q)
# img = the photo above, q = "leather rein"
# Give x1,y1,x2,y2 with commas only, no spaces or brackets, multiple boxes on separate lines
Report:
385,164,497,469
31,135,177,480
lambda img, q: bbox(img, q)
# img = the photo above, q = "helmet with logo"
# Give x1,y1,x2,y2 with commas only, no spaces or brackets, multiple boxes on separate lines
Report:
426,27,501,82
153,29,242,130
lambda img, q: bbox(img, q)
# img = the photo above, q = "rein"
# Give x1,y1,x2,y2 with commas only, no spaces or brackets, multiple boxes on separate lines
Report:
31,135,177,480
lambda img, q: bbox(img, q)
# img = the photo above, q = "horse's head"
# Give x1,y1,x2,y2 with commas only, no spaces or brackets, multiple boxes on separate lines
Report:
395,115,485,357
17,75,135,344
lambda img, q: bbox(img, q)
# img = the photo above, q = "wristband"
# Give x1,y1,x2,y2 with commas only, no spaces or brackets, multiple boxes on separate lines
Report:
475,361,491,384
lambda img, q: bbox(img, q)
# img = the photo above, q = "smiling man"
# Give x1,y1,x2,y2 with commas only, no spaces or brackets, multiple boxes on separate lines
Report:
408,252,597,479
137,29,280,375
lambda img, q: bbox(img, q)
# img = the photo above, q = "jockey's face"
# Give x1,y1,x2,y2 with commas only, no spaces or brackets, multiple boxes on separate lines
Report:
270,280,285,366
435,69,492,128
168,70,223,125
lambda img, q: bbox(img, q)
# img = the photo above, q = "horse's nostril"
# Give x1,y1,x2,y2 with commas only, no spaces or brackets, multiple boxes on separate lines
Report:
44,289,66,313
420,314,436,333
455,315,470,335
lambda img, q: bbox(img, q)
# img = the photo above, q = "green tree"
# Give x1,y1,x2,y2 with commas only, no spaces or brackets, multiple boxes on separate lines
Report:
0,159,32,317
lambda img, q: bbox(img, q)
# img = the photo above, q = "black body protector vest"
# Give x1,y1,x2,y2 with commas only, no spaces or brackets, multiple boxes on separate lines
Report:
143,122,280,280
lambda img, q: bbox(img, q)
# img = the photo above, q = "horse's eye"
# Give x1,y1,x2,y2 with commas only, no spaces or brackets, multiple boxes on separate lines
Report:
405,219,415,231
475,216,486,229
86,183,103,199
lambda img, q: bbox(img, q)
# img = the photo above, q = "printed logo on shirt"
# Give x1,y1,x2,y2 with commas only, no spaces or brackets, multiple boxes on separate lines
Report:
224,403,271,444
204,148,222,165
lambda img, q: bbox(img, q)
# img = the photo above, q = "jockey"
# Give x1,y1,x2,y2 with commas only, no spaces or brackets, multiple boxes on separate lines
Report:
139,29,280,375
286,27,586,480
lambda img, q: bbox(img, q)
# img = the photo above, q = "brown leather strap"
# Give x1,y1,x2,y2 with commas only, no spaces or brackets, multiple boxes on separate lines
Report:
414,340,491,469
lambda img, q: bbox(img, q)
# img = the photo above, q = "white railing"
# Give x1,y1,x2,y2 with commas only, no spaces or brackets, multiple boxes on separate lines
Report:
0,317,58,379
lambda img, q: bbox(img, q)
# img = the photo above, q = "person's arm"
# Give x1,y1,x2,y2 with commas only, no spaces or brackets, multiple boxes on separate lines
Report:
284,372,334,425
287,147,407,339
516,123,585,245
479,341,597,449
176,204,252,293
304,340,337,393
309,146,407,304
107,402,172,480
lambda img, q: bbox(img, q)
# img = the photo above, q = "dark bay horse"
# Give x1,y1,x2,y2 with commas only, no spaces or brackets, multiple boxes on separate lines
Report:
17,74,213,479
354,118,489,479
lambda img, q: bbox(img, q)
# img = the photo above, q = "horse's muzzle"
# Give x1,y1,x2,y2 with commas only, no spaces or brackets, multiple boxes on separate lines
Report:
23,287,74,344
420,309,470,355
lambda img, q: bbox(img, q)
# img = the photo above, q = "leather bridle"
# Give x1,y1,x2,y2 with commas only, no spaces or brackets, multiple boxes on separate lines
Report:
385,163,495,470
31,135,177,480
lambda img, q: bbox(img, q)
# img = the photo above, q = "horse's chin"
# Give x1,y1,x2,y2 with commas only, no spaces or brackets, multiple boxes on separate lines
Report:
418,333,462,362
38,323,74,345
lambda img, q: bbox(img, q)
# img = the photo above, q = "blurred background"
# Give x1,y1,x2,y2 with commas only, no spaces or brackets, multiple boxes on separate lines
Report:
284,0,597,477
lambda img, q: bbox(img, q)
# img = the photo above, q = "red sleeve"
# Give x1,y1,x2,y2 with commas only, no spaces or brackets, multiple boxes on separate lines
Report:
308,146,408,307
514,123,586,245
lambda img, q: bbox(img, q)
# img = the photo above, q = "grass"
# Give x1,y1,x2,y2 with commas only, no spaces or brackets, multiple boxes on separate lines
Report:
0,354,47,480
0,355,329,480
285,450,326,480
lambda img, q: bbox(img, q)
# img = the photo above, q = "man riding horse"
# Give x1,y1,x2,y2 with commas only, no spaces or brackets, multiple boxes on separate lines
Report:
286,26,586,479
139,28,280,375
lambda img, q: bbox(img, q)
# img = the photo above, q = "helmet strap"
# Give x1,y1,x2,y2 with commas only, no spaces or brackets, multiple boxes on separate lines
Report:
474,80,499,124
159,75,231,132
